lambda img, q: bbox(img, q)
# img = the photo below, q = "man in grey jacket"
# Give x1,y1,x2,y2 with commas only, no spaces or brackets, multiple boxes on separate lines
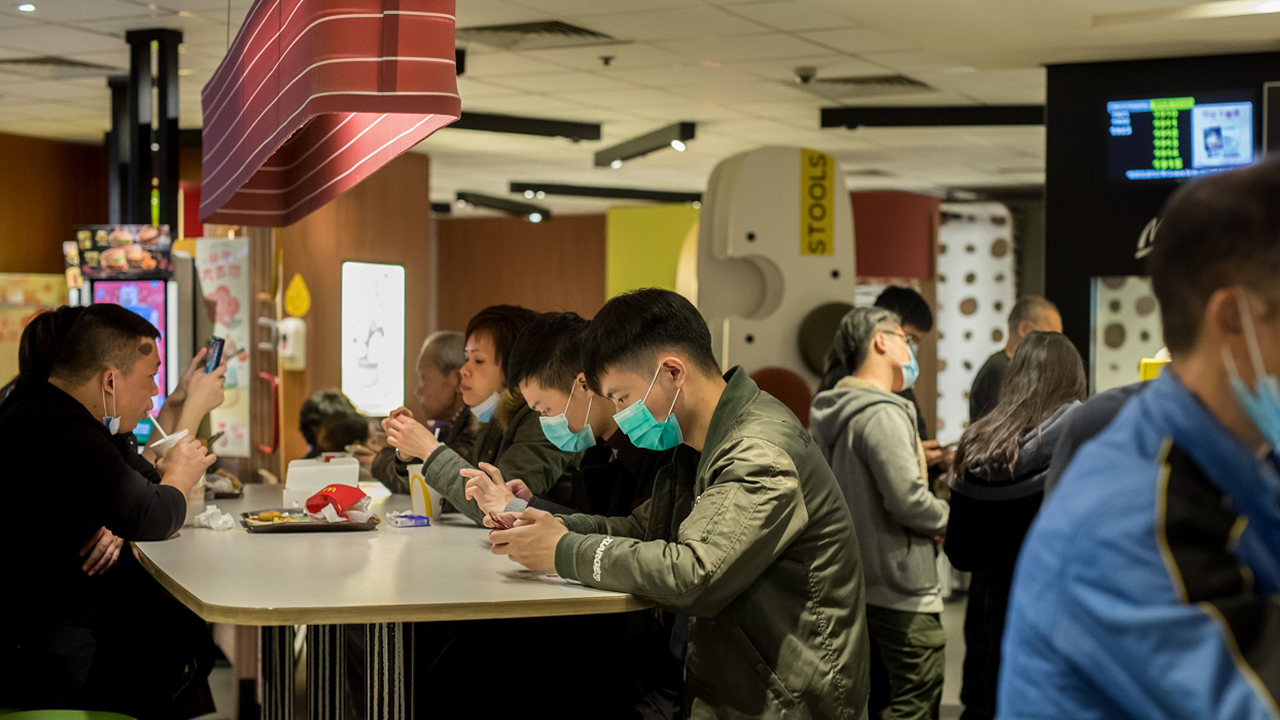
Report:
811,307,950,720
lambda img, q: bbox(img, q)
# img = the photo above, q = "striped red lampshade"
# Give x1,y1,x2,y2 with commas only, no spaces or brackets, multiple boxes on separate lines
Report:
199,0,460,227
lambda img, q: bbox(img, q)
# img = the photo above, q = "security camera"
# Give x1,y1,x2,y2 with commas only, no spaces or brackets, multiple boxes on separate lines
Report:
793,66,817,85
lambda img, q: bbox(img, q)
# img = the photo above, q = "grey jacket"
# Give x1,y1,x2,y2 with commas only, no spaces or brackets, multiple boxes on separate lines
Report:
810,377,949,613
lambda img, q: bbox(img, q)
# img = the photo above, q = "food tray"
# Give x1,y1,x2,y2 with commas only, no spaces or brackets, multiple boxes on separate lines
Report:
240,508,379,533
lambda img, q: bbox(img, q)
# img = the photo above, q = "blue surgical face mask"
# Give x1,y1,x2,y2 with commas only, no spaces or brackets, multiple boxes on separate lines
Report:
540,383,596,453
472,391,500,424
886,333,919,392
1224,289,1280,450
613,365,683,451
100,375,121,435
900,344,920,392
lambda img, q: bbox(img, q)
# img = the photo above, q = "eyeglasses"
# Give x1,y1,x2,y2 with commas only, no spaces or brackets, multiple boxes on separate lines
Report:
882,331,918,351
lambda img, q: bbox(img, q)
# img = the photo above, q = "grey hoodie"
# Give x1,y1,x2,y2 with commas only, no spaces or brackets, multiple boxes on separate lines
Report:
810,376,950,613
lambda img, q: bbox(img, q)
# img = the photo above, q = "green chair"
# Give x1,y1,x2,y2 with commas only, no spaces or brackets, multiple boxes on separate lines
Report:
0,707,135,712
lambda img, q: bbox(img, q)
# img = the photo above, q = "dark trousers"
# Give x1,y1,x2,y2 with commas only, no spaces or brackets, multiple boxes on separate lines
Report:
959,568,1013,720
2,561,216,720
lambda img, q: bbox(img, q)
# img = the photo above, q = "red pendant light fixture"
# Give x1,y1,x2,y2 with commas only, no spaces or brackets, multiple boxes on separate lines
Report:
199,0,460,227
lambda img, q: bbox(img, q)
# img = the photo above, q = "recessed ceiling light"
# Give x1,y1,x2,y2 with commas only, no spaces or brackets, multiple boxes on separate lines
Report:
691,201,701,209
610,158,623,169
523,190,534,199
670,139,686,152
16,3,35,12
528,212,543,223
535,190,545,199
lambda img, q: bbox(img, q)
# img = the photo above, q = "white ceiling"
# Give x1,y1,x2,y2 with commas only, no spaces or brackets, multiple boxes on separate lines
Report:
0,0,1277,216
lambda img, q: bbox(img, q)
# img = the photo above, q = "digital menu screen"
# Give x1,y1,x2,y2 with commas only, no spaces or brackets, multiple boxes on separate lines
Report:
1107,91,1256,181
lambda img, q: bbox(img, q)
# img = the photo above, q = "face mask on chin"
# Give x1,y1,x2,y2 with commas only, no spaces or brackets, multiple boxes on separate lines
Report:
471,391,500,424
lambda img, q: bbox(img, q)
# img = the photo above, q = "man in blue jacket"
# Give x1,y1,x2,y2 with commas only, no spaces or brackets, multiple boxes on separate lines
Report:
999,157,1280,718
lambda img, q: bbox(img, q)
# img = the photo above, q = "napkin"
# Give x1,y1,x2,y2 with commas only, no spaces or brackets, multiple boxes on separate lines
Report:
194,504,236,531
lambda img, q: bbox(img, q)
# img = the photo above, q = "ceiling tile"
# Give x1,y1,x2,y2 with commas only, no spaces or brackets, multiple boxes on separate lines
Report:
603,61,755,88
0,0,160,22
798,27,915,55
456,0,552,28
486,70,643,94
657,33,828,63
667,79,817,104
729,54,890,83
511,43,687,71
465,51,575,76
513,0,698,17
722,1,859,32
576,6,768,41
557,86,686,109
0,25,127,55
860,50,972,74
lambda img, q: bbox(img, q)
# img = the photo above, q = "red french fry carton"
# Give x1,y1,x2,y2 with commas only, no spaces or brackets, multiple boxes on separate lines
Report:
306,484,368,518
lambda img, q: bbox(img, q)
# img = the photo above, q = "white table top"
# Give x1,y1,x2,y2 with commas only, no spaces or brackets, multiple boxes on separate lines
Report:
134,484,649,626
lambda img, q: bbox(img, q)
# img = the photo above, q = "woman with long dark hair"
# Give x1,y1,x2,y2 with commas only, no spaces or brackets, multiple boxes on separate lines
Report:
945,332,1086,720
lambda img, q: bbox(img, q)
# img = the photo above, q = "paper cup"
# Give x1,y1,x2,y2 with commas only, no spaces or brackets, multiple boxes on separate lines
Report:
148,428,189,457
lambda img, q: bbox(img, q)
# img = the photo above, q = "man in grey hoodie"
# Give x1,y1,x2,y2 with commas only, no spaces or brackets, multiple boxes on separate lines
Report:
811,307,950,720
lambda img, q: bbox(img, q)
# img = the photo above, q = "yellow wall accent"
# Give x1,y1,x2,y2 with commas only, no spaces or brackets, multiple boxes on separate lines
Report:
606,205,699,299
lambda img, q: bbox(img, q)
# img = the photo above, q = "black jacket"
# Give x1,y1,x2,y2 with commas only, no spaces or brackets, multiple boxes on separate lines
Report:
0,378,185,630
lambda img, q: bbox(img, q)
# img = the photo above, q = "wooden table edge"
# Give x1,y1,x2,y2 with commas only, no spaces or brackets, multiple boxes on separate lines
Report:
134,542,654,626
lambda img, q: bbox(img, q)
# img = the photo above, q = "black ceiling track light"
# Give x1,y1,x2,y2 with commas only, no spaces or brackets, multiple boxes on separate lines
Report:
820,105,1045,129
448,111,601,141
509,182,701,204
455,191,551,223
594,121,697,169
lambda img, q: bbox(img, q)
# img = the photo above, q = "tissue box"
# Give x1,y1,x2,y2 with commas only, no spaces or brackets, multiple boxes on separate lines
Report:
284,455,360,509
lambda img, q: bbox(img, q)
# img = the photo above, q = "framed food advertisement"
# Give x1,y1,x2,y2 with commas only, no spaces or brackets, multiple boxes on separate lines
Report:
67,225,174,282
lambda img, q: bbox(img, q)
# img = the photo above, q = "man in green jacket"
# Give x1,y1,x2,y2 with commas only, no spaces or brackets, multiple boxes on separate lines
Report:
488,288,869,720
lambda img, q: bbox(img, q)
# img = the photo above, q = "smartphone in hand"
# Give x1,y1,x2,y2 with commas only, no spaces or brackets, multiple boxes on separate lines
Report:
204,336,225,373
489,513,512,531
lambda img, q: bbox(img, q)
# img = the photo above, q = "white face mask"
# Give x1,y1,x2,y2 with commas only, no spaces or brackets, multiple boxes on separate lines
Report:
100,374,121,435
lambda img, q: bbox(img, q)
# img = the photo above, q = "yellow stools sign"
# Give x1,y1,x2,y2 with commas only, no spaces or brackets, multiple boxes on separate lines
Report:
801,149,835,256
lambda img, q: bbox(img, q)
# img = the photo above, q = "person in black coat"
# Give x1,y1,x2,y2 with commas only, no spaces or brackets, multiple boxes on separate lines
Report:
944,332,1086,720
0,304,217,720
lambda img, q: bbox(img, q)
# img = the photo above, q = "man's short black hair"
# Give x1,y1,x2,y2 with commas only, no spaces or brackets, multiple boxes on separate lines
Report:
464,305,539,374
299,388,356,448
1150,155,1280,353
20,305,86,380
50,303,160,385
581,288,720,394
874,286,933,333
316,409,372,453
505,312,589,393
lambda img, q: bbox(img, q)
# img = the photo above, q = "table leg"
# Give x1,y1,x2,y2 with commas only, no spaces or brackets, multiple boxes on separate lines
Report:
261,626,295,720
366,622,414,718
307,625,345,720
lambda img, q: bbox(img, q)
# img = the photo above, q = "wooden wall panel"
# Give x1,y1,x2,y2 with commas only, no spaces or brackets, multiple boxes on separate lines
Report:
436,214,606,331
277,153,433,461
0,133,107,274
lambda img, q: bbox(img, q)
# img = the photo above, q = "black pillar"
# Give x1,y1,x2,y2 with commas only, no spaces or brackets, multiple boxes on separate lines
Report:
155,30,181,230
106,75,129,225
123,28,183,227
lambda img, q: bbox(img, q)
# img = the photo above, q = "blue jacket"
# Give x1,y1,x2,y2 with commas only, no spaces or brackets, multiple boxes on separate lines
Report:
998,371,1280,719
